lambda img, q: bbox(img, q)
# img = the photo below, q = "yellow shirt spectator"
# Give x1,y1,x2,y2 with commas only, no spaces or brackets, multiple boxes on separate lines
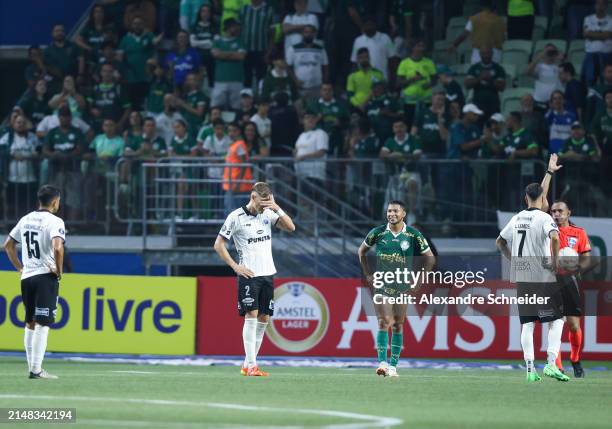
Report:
346,66,384,108
397,56,436,105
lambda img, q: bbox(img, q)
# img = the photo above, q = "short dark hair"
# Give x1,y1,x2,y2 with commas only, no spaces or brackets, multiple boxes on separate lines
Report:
38,185,61,206
525,183,544,201
212,118,225,127
357,47,369,56
509,111,522,124
227,121,241,129
144,117,156,125
604,88,612,99
560,62,576,76
552,199,571,210
388,200,406,210
357,116,371,134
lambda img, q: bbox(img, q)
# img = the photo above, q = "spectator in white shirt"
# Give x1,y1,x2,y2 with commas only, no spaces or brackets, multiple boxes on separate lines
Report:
294,111,329,183
583,0,612,85
526,43,562,109
155,94,186,145
350,16,397,80
286,24,329,101
282,0,319,54
36,105,93,141
250,97,272,148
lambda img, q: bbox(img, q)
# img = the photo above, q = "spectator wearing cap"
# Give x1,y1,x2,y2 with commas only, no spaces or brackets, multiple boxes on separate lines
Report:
165,30,203,89
500,112,539,160
466,47,506,120
480,113,506,158
437,65,465,108
43,24,85,90
591,89,612,158
365,80,403,144
450,0,505,64
190,4,217,88
211,19,246,110
526,43,562,109
282,0,319,55
350,16,397,81
507,0,535,40
250,97,272,148
260,52,300,105
583,0,612,86
411,91,450,159
448,103,483,159
545,90,576,153
558,121,601,162
118,16,162,109
347,48,384,111
240,0,275,88
397,39,436,127
286,24,329,102
175,72,209,137
520,94,547,146
307,83,350,157
559,62,587,121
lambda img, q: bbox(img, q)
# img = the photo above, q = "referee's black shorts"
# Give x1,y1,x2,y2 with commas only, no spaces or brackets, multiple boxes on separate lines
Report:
557,274,582,317
21,273,59,325
516,282,563,324
237,275,274,317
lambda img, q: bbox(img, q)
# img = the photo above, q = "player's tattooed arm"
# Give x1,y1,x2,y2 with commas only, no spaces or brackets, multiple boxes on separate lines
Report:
495,236,511,261
3,235,23,273
213,235,255,278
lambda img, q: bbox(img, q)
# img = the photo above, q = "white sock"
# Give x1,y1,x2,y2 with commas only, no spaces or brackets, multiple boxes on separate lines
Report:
242,318,257,369
547,318,564,366
244,321,268,367
521,322,535,373
24,327,34,372
31,324,50,374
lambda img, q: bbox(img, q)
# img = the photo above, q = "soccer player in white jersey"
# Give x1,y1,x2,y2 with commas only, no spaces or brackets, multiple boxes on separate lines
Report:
496,182,569,382
214,182,295,376
3,185,66,379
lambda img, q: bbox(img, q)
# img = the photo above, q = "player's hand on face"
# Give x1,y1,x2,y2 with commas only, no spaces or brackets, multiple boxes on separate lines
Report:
260,194,280,212
234,265,255,279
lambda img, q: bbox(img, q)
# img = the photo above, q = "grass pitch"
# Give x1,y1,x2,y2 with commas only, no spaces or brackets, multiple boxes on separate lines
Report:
0,358,610,429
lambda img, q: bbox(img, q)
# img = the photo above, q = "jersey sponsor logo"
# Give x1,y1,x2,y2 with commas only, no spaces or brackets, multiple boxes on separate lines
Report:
35,307,49,317
267,281,329,353
247,235,271,244
256,230,264,234
241,297,255,305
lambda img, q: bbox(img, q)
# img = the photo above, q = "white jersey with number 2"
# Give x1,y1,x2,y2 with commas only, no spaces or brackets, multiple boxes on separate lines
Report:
499,208,558,283
9,210,66,280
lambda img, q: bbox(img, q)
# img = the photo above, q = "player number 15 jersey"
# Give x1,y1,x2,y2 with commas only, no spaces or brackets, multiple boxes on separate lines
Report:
9,210,66,280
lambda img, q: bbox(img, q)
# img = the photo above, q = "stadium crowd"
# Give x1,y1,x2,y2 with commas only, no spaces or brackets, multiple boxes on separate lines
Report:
1,0,611,224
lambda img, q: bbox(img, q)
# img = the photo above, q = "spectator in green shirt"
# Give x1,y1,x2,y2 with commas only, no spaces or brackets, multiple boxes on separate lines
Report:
175,72,209,137
347,47,384,110
43,25,85,91
211,18,247,110
90,118,126,161
75,5,116,65
308,83,349,156
590,89,612,158
87,63,131,132
411,91,449,158
145,61,173,117
559,122,601,162
260,52,300,105
500,112,539,160
190,4,217,88
365,80,404,143
479,113,506,158
465,47,506,120
169,119,195,219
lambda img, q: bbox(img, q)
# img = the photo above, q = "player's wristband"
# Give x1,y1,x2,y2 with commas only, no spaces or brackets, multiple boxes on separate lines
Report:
276,208,286,218
546,170,555,175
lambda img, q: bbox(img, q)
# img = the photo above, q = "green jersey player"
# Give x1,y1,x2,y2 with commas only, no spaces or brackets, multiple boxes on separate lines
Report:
358,200,436,378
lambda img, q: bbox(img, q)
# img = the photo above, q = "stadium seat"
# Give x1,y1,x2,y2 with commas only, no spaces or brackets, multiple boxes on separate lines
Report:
549,16,565,39
433,40,457,65
501,87,532,115
516,74,535,88
502,63,517,83
446,24,466,42
221,110,236,123
568,40,585,56
569,51,586,71
463,3,481,17
534,39,567,57
502,40,532,74
532,16,548,40
534,16,548,32
532,25,546,41
448,16,468,29
457,41,472,64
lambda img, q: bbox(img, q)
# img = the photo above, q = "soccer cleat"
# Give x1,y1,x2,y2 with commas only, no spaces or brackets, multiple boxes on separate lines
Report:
543,364,570,382
246,366,269,377
388,366,399,378
29,369,58,380
376,362,389,377
526,371,542,383
240,366,247,376
571,361,585,378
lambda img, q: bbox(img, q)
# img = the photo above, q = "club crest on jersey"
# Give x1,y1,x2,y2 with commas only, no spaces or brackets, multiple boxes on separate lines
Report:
568,237,578,248
59,228,65,235
400,241,409,251
264,220,269,225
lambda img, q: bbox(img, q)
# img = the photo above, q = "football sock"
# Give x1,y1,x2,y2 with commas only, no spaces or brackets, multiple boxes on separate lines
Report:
242,318,257,369
547,319,564,366
389,332,403,368
521,322,535,373
24,327,34,372
244,321,268,367
569,328,583,363
31,324,49,374
376,330,389,363
555,351,563,370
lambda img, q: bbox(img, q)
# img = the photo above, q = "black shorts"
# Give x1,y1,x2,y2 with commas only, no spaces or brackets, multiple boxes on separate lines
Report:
237,275,275,317
557,274,582,317
517,282,563,324
21,273,59,325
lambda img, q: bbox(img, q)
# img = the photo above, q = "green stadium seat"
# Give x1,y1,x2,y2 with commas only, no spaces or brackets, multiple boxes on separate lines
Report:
502,63,517,82
449,16,468,29
433,40,457,65
502,40,533,55
516,74,535,88
569,51,586,71
534,39,567,57
532,25,546,41
463,3,481,18
457,41,473,64
502,40,532,74
568,40,585,56
534,16,548,31
501,87,532,115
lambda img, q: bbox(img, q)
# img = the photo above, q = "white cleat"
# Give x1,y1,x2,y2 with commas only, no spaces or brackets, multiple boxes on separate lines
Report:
388,366,399,378
29,369,58,379
376,362,389,377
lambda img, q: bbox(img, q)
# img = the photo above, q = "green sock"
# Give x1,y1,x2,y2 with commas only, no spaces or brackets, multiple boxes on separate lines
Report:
390,332,403,367
376,330,388,363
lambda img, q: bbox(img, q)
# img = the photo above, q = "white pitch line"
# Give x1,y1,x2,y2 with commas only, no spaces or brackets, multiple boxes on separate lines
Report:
0,395,404,429
109,370,156,374
77,418,300,429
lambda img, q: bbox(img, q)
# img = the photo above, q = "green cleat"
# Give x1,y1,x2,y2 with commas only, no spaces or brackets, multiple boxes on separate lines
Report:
526,372,542,383
543,364,570,382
